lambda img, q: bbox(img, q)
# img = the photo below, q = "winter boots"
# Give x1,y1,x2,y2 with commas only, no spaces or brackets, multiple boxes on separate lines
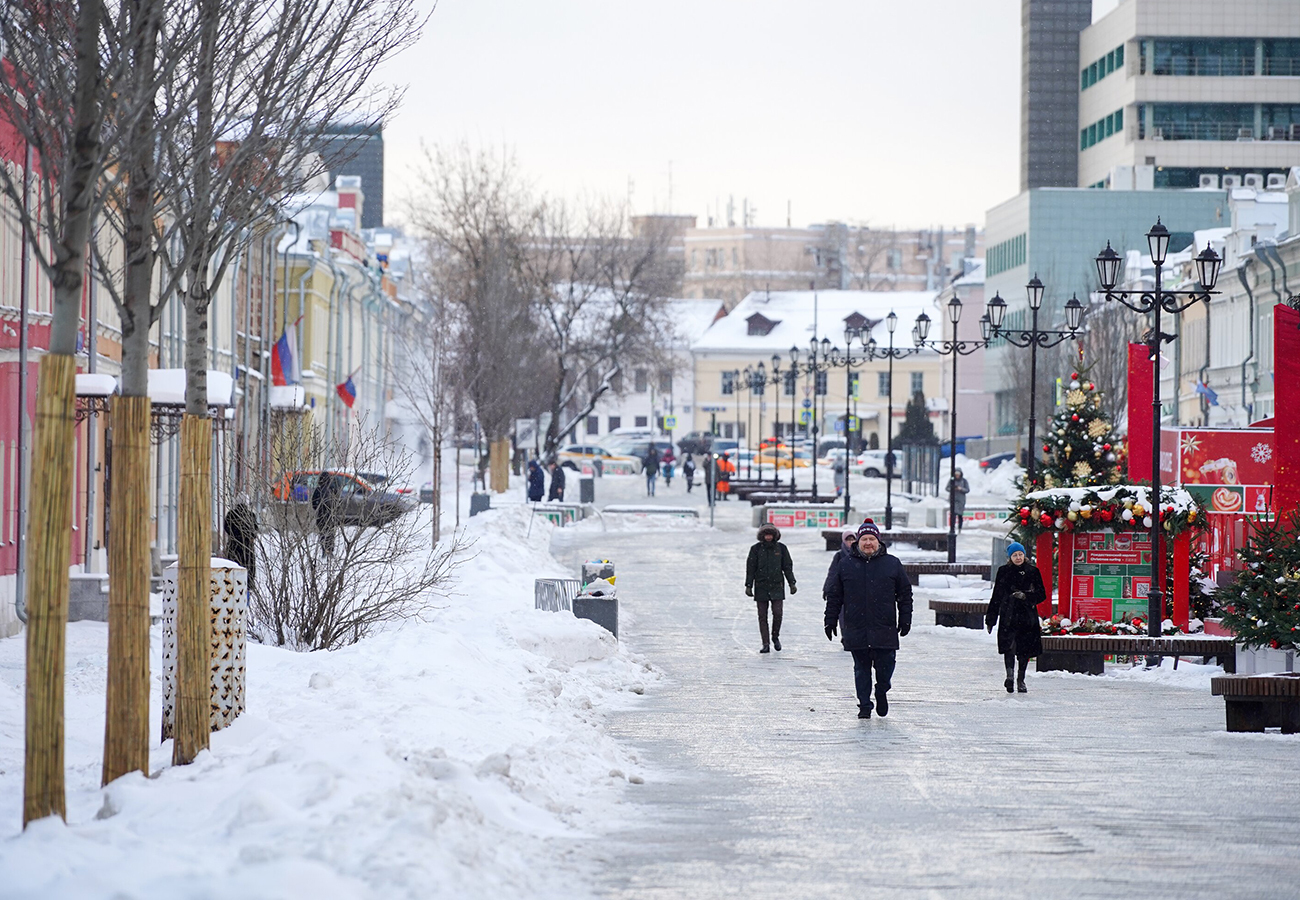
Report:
773,637,782,652
1004,654,1030,694
1004,677,1014,694
875,690,888,717
760,644,770,654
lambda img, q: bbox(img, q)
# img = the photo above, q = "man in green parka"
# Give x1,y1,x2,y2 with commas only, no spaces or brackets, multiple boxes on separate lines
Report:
746,523,797,653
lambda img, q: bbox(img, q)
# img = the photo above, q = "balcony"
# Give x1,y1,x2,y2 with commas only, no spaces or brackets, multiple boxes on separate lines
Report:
1141,57,1300,77
1139,123,1300,142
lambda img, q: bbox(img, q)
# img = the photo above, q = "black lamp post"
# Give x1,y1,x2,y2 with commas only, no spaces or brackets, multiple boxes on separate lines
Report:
913,296,992,563
795,336,833,501
829,333,870,522
1094,219,1222,637
986,275,1085,485
868,310,924,530
742,365,755,479
788,346,801,495
766,354,783,487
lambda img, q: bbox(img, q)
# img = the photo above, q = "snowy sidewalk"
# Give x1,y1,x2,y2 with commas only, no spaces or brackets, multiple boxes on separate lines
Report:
552,518,1300,900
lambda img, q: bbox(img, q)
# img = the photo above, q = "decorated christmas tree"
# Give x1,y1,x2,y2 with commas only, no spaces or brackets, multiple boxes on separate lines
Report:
896,391,938,445
1221,514,1300,650
1037,349,1122,489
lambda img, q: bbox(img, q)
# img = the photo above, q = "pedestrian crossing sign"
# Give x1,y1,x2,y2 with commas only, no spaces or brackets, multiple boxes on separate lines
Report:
663,415,677,429
799,411,813,424
848,416,859,430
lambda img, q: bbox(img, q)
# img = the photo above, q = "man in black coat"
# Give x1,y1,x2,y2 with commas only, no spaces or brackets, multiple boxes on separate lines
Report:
745,522,796,653
311,472,341,556
526,459,545,502
223,495,258,595
547,460,566,501
824,520,913,718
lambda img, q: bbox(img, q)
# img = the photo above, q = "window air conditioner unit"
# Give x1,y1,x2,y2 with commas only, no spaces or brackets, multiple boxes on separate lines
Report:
1237,127,1255,141
1151,127,1165,141
1267,125,1287,141
1266,173,1287,191
1198,174,1220,189
1291,124,1300,141
1222,175,1243,189
1243,173,1264,190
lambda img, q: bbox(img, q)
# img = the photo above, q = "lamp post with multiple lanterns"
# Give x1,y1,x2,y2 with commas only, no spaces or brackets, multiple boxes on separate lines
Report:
1094,219,1222,638
790,337,834,501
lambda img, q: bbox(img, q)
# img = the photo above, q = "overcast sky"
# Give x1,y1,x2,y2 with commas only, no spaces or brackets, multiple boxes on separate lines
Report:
379,0,1122,231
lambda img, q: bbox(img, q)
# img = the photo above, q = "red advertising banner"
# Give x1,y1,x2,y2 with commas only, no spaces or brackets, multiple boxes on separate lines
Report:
1128,343,1154,481
1159,427,1274,516
1276,304,1300,516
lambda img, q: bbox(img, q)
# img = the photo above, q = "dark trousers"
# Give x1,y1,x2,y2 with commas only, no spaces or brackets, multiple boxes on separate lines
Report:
1004,652,1029,679
850,648,896,712
756,598,783,647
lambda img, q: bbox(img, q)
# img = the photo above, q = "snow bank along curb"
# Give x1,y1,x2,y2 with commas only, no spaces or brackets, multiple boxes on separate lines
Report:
0,504,658,899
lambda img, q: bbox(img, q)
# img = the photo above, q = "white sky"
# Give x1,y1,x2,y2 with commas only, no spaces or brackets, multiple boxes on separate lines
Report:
379,0,1124,232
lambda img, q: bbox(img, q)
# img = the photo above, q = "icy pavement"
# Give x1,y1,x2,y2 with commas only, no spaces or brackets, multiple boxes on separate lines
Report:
552,505,1300,900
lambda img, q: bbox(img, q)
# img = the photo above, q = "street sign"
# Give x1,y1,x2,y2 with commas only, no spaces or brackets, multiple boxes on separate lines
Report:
700,405,727,413
799,411,813,424
833,420,845,432
849,416,859,430
802,399,812,409
663,415,678,429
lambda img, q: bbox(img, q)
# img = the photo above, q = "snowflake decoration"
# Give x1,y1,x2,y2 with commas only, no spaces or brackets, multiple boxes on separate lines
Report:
1087,419,1110,438
1073,460,1093,478
1065,389,1087,408
1251,442,1272,465
1181,434,1202,456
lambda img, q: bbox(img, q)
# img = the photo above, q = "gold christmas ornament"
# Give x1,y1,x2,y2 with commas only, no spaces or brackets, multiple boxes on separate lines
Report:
1087,419,1110,438
1066,389,1087,407
1072,460,1092,478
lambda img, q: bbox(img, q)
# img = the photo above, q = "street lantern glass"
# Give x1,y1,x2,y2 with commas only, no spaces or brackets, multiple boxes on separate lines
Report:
790,345,800,363
866,337,877,357
809,336,819,359
911,324,921,346
979,313,992,342
915,312,931,342
886,310,898,334
1195,244,1223,290
947,295,963,324
986,292,1007,329
843,325,855,347
1026,274,1045,311
757,360,766,376
821,336,831,357
1147,219,1170,266
1095,242,1122,290
1065,294,1084,331
771,353,781,370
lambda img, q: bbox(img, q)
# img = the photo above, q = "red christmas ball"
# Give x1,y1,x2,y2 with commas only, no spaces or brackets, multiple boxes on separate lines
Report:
1042,444,1051,453
1071,372,1079,380
1071,414,1080,421
1103,443,1111,451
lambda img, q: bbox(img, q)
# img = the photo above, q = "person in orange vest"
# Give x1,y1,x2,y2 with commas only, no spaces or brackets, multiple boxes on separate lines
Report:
715,452,735,499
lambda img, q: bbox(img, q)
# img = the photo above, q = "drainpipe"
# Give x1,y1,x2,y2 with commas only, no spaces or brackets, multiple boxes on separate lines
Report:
295,264,312,380
1236,263,1257,421
324,254,345,450
16,141,31,623
1262,242,1290,299
333,266,353,456
1199,293,1212,425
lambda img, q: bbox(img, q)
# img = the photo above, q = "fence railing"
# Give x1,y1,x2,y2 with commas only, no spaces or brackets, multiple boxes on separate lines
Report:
534,578,582,612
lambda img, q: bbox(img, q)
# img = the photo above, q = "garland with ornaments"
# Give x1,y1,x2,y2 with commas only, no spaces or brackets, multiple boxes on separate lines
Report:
1008,484,1207,544
1040,613,1187,636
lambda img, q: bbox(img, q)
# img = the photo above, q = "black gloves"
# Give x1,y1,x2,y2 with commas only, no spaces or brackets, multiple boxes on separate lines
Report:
825,622,838,641
745,585,753,597
898,619,911,638
987,623,994,633
789,584,798,594
1011,590,1027,601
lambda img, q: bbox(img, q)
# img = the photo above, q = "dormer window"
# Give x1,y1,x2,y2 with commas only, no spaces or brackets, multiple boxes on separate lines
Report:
747,312,780,336
842,311,874,333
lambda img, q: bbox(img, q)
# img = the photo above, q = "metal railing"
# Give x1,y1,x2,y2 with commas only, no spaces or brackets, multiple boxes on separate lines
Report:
1141,56,1300,77
1142,122,1257,142
534,578,581,612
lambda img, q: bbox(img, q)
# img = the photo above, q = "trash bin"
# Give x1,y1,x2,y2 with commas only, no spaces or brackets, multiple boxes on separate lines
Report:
579,475,595,504
573,577,618,638
469,492,492,516
161,558,247,740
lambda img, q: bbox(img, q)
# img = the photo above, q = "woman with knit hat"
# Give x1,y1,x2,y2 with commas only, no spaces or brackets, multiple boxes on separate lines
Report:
986,542,1046,693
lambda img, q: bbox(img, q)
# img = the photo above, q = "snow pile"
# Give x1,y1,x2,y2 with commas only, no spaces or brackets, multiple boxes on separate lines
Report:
0,505,654,899
1036,656,1223,691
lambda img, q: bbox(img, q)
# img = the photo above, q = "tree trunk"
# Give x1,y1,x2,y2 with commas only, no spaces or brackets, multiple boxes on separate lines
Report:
489,438,510,493
102,395,151,784
173,412,212,765
23,353,77,825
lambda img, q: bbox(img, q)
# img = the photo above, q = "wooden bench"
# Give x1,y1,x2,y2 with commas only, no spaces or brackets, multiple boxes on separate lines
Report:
903,562,991,585
1037,635,1237,675
1211,673,1300,733
821,529,949,552
929,599,989,629
746,492,835,506
601,505,699,518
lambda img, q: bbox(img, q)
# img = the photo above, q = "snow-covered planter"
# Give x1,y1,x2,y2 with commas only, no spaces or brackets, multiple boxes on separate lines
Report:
1041,613,1199,637
161,559,247,740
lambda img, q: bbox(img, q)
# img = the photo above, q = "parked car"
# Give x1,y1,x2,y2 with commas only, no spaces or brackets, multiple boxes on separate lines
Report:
755,449,812,469
557,444,642,472
709,438,740,454
677,430,717,454
979,452,1017,471
272,470,415,527
856,449,897,477
817,439,848,455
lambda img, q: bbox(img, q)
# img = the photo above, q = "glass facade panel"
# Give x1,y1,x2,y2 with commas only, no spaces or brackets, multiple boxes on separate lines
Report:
1145,103,1253,140
1143,39,1256,76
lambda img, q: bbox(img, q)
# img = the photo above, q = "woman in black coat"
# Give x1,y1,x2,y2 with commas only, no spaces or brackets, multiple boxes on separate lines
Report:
986,541,1046,693
526,459,545,502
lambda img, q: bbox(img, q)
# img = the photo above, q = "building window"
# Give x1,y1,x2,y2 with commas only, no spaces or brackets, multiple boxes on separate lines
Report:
1080,108,1123,150
878,371,891,397
635,369,648,393
608,416,621,431
586,416,599,435
1082,44,1125,90
886,248,903,270
659,371,672,393
610,372,623,393
911,372,923,395
848,371,859,399
986,233,1026,277
1143,103,1256,141
635,416,648,428
814,371,828,396
783,370,796,397
721,370,735,395
1141,38,1256,77
723,423,734,439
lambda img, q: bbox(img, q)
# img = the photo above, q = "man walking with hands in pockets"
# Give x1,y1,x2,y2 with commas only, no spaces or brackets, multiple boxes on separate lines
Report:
823,520,913,718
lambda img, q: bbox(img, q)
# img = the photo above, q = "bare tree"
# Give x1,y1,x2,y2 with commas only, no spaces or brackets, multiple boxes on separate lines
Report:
242,420,463,651
0,0,143,825
526,200,681,459
846,226,903,291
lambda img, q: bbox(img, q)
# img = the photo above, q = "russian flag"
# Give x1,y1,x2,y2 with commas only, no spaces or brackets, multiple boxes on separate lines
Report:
336,373,357,408
271,316,303,386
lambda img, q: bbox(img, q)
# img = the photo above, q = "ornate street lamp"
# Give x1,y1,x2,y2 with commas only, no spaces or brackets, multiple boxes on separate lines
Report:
1094,219,1221,637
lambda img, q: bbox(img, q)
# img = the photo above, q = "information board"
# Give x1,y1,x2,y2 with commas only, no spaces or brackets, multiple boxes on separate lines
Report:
1069,530,1152,622
1159,427,1274,516
765,506,845,529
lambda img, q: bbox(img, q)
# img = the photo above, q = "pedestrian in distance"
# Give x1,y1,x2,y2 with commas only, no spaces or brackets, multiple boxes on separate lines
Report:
824,520,913,718
547,460,566,502
945,468,971,532
745,523,797,653
683,453,696,493
986,541,1046,693
310,472,341,556
526,459,545,503
223,493,258,596
661,447,676,487
643,446,661,497
833,455,847,499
